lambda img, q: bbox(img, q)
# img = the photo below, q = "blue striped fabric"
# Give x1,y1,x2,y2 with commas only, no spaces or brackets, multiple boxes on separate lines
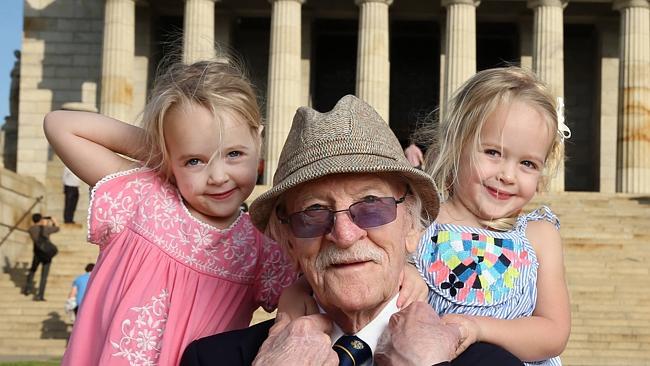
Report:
415,206,562,366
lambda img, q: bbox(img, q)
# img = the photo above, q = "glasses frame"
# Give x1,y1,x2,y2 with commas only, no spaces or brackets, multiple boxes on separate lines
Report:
277,193,408,238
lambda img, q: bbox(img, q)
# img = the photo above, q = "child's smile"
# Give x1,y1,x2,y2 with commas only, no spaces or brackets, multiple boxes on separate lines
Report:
164,103,260,229
447,99,554,225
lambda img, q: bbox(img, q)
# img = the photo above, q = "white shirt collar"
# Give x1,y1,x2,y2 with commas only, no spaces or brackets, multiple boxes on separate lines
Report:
322,294,399,362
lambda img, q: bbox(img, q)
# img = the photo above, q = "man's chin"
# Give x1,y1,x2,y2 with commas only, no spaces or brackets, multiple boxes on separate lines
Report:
317,281,383,312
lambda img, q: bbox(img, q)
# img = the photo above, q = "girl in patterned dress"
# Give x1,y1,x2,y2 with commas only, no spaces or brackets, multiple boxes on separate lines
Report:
413,66,572,366
44,60,296,365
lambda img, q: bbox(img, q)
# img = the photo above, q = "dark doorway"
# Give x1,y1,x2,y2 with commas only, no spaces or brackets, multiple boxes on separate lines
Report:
232,17,271,112
312,19,357,113
564,24,598,191
477,22,519,70
390,20,440,147
150,16,184,74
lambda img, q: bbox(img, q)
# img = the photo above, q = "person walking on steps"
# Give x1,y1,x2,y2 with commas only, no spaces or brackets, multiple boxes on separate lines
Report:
67,263,95,315
62,166,80,224
22,213,59,301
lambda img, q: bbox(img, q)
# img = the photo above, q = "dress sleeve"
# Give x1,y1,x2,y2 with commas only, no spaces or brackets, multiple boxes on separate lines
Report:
252,232,298,312
87,168,152,247
516,206,560,232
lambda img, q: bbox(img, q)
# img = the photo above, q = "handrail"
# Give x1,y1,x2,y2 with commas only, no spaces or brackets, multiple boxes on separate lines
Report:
0,195,43,248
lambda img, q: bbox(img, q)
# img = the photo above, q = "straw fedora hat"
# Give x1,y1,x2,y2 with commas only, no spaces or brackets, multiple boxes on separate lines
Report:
250,95,439,232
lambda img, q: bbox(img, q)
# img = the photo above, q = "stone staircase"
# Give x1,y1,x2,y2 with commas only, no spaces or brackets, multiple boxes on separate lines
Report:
0,224,97,357
530,192,650,366
0,159,96,358
1,183,649,363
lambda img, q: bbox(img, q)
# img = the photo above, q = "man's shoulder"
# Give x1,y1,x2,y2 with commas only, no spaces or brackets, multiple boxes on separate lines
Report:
180,319,275,366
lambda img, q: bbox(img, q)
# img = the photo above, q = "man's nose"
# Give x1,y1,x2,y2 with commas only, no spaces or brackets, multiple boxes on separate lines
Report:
326,211,366,248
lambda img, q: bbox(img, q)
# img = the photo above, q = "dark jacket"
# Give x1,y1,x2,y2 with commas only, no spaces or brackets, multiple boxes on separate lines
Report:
180,319,523,366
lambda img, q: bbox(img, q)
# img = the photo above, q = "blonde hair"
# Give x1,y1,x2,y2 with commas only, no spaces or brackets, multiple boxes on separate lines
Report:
420,66,564,230
138,59,262,179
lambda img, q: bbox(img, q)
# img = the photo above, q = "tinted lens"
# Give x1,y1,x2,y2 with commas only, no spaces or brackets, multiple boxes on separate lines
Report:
349,197,397,228
288,209,333,238
287,197,399,238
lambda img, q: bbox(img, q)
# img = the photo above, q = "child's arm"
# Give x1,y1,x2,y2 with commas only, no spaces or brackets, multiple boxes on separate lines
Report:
43,110,144,186
397,263,429,309
277,276,319,320
443,221,570,362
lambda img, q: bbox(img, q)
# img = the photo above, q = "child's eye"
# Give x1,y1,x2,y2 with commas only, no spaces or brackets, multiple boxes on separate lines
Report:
185,158,202,166
521,160,538,169
484,149,500,157
227,151,242,158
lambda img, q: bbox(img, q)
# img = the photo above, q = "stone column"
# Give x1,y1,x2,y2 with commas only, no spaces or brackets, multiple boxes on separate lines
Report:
614,0,650,193
301,15,312,107
183,0,217,64
355,0,392,122
599,22,620,193
441,0,479,111
265,0,304,184
100,0,135,122
528,0,566,191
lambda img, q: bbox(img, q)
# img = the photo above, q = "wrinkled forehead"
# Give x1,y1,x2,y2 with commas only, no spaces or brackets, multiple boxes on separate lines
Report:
279,173,407,211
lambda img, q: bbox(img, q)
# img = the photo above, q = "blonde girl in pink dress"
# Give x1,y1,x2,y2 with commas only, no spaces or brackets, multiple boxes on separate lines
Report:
44,60,297,365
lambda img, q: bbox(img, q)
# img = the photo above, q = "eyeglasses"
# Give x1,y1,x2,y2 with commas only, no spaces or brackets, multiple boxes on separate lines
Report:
278,194,407,238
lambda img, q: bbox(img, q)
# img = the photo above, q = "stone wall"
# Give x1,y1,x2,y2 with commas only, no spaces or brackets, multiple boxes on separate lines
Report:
18,0,104,183
0,168,45,266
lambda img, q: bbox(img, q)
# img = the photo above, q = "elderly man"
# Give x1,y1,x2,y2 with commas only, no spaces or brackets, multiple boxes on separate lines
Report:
181,95,522,366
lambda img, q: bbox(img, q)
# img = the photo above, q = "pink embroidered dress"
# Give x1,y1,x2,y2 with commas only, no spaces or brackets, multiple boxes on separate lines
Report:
62,168,296,366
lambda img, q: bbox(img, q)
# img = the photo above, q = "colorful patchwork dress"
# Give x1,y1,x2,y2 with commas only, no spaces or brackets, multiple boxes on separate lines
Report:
62,168,297,366
415,207,562,366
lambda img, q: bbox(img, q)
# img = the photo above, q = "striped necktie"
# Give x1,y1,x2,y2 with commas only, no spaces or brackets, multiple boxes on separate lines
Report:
333,335,372,366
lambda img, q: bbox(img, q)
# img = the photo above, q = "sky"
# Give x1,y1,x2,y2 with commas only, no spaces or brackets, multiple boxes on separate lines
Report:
0,0,23,127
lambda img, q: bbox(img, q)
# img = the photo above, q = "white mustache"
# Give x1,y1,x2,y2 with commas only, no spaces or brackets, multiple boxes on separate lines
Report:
315,244,383,271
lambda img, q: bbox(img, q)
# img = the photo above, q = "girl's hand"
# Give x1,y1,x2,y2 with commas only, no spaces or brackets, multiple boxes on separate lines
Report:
442,314,481,358
397,264,429,308
277,276,319,320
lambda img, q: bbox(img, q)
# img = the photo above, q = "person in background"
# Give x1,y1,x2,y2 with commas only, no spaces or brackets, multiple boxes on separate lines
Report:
404,143,424,168
22,213,59,301
67,263,95,315
62,166,80,224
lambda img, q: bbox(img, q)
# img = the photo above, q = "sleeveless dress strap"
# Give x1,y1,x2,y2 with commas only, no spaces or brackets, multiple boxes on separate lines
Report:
515,206,560,233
